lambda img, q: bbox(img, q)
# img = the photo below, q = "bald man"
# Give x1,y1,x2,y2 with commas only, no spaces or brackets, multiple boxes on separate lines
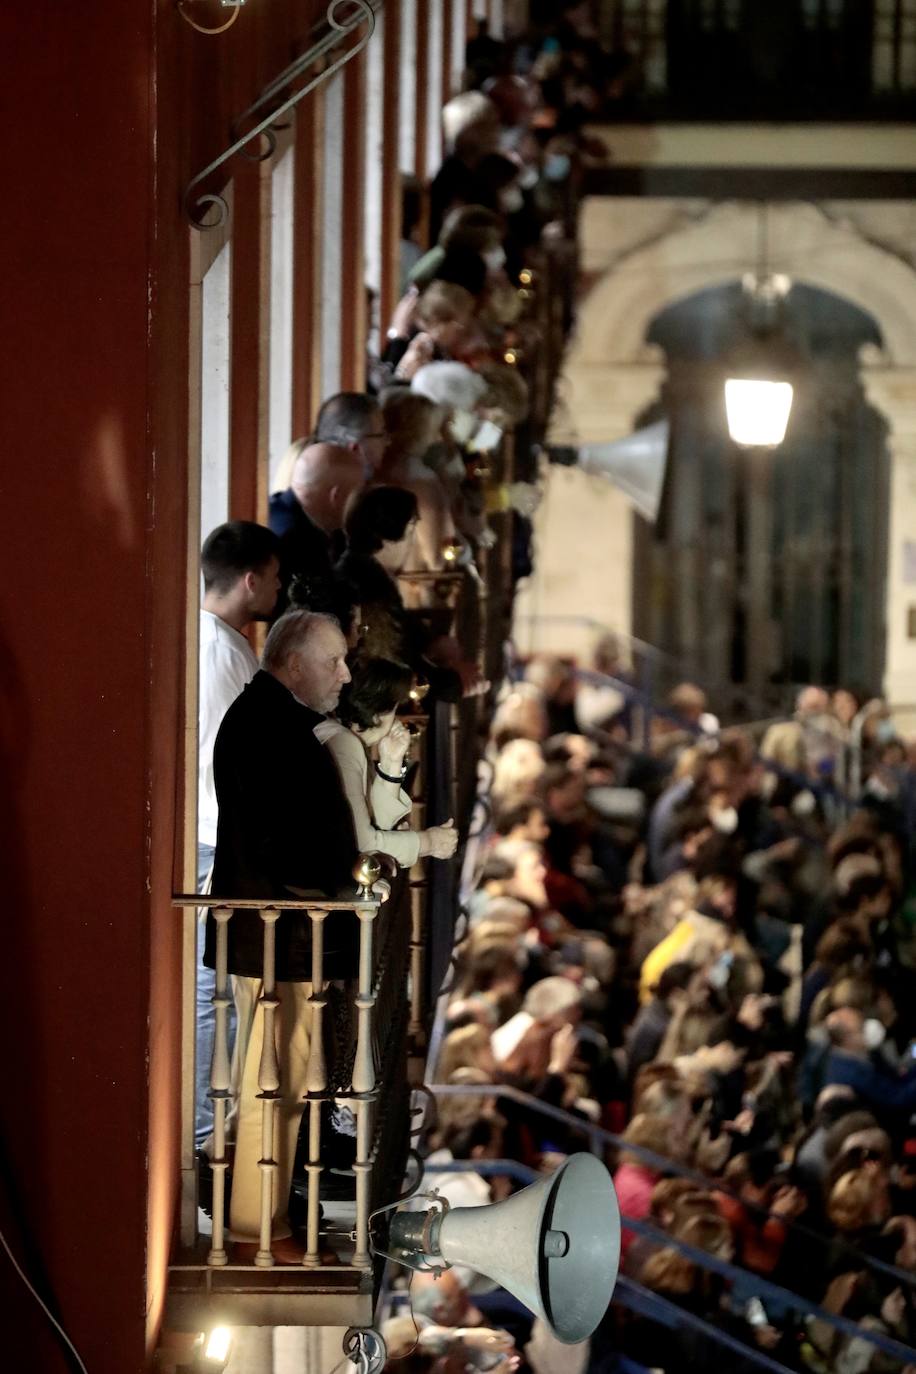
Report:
268,441,365,611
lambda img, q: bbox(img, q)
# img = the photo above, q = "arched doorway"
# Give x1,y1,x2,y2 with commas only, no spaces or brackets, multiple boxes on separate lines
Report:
634,280,889,716
519,199,916,716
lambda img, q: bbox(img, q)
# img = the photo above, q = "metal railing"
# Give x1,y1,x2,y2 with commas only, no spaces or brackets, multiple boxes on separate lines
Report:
172,879,401,1274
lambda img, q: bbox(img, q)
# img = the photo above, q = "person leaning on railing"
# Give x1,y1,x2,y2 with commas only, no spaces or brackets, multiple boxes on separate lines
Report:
315,656,458,868
204,608,357,1259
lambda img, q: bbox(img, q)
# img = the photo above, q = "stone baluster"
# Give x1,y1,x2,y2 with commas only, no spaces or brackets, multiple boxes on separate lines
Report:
208,905,232,1266
409,882,425,1039
255,907,281,1268
351,857,382,1269
351,857,381,1095
303,909,328,1269
352,1098,373,1269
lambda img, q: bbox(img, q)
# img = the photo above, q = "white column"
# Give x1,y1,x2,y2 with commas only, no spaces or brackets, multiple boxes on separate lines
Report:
489,0,505,39
363,6,386,307
268,145,295,490
450,0,467,93
321,76,345,398
425,0,445,174
865,367,916,724
399,0,418,176
200,241,231,544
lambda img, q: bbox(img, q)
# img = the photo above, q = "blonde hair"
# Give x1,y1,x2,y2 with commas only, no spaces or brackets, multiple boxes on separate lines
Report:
827,1167,888,1232
416,280,476,328
380,389,441,459
272,436,310,494
436,1023,493,1082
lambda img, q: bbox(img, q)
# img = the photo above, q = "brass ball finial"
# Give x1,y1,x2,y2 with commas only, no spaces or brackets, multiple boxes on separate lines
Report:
353,853,382,897
409,674,430,703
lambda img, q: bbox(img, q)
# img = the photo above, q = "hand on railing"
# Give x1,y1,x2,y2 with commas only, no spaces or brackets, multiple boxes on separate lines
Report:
419,819,457,860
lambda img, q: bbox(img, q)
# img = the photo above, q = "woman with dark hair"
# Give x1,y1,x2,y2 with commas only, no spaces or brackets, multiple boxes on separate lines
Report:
314,657,457,867
336,486,419,665
337,485,468,701
287,572,362,649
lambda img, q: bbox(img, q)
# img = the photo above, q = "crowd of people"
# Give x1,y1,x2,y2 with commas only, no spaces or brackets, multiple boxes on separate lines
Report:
193,0,615,1271
191,4,916,1370
399,645,916,1374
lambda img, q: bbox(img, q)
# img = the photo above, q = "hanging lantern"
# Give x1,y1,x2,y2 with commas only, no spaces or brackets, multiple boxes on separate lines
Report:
724,377,794,447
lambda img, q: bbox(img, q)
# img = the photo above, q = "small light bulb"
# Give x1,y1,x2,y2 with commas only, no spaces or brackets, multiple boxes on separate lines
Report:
503,349,518,365
205,1327,232,1364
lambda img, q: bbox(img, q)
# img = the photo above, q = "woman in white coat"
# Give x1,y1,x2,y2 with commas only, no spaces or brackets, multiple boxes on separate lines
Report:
315,657,458,867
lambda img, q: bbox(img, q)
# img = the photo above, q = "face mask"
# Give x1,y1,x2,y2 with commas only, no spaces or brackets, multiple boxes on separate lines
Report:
544,152,571,182
500,186,524,214
469,419,503,453
792,789,817,817
876,718,897,744
519,164,539,191
708,951,733,990
483,246,506,272
711,805,739,835
864,1018,886,1051
449,409,479,446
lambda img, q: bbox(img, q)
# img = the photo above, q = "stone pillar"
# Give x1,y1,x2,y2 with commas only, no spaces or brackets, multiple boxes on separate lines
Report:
512,361,665,660
864,367,916,725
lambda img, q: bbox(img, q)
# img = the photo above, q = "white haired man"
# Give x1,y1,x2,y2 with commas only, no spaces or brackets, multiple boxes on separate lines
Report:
205,610,355,1259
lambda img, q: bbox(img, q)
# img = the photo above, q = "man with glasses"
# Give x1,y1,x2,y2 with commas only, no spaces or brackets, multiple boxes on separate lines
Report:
314,391,387,478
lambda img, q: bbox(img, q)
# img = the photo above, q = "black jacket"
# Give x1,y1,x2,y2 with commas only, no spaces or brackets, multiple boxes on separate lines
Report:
204,670,359,980
268,491,337,614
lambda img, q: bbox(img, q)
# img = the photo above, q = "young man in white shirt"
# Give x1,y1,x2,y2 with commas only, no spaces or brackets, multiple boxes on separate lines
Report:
197,521,281,1152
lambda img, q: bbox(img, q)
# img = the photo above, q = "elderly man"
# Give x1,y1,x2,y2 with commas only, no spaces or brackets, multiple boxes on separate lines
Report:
268,441,365,612
314,391,387,478
205,610,356,1256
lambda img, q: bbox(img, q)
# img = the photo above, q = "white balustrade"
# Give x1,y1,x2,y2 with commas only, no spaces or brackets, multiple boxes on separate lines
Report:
255,907,281,1267
303,909,328,1269
208,905,232,1266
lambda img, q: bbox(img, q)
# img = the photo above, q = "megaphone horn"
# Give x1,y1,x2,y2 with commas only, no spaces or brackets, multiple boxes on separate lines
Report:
388,1154,620,1345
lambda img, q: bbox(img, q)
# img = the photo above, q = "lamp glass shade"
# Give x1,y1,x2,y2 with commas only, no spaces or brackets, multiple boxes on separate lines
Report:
724,378,793,447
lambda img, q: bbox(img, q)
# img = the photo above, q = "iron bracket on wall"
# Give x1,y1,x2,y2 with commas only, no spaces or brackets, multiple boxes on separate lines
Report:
185,0,378,229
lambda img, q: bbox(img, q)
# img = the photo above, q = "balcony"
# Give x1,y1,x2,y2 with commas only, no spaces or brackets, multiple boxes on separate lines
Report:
599,0,916,121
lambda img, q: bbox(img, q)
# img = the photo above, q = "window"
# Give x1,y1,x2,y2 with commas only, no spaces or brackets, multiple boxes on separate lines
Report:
199,241,231,546
268,143,295,491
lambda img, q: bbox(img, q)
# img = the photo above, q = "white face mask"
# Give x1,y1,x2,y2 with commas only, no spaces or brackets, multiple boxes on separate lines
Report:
864,1018,886,1051
711,805,739,835
449,409,479,446
519,164,539,191
483,246,506,272
468,419,503,453
500,186,524,214
792,789,817,817
544,152,571,182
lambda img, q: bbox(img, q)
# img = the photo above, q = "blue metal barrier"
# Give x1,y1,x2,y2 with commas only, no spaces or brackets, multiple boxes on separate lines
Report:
427,1083,916,1292
419,1159,916,1366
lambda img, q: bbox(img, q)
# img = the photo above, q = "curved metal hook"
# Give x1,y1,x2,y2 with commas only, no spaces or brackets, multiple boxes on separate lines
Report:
176,0,241,36
186,0,376,229
239,128,278,163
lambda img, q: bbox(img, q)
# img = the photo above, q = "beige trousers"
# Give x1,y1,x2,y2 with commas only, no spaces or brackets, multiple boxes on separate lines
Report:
229,975,313,1243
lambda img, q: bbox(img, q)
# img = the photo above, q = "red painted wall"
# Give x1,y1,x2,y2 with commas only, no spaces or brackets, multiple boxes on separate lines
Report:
0,0,329,1367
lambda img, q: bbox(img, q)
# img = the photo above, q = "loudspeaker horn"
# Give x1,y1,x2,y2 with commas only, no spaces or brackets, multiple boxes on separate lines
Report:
390,1153,620,1344
577,419,669,523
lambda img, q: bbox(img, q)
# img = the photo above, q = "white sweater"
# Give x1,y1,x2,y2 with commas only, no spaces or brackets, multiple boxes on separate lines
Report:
314,720,421,868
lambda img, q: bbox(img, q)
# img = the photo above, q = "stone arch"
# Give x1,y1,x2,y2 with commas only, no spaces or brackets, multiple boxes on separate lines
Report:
572,200,916,371
522,199,916,707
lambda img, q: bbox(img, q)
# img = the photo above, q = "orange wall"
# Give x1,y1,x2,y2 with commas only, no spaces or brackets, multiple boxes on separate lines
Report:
0,1,326,1368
